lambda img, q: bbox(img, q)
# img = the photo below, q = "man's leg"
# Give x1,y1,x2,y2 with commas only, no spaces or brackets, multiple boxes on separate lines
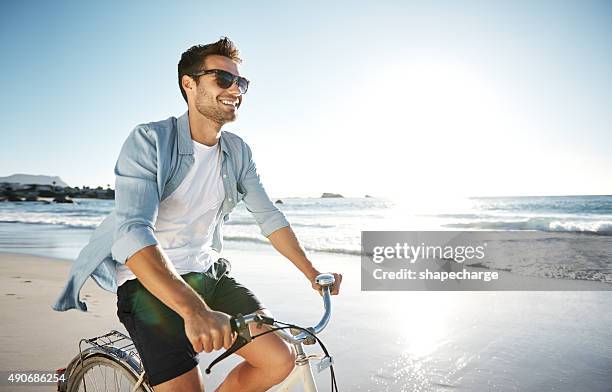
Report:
215,310,296,392
153,366,205,392
117,276,206,391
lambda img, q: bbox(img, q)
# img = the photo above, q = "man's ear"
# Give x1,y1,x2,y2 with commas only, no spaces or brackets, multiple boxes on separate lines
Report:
182,74,195,95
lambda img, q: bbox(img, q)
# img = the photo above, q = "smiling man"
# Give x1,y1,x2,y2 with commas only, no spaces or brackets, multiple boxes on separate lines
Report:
53,37,342,392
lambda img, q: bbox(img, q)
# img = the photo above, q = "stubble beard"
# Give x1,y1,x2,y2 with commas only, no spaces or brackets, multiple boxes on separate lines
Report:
194,86,236,126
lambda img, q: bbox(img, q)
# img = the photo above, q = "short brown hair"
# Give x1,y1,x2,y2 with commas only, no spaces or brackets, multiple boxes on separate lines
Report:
177,37,242,103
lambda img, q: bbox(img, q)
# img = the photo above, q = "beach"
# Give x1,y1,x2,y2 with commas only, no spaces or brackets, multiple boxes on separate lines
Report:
2,249,612,391
3,0,612,390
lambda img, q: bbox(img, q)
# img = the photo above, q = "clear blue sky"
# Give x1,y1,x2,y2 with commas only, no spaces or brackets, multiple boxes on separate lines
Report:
1,0,610,199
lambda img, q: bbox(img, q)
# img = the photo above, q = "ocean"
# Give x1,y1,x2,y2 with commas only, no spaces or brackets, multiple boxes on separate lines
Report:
0,195,610,284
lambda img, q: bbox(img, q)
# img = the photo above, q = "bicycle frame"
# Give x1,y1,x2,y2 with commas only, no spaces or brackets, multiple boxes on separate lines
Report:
260,273,336,391
273,342,320,392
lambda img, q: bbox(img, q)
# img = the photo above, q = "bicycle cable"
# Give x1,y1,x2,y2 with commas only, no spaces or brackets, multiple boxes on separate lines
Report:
205,319,338,391
256,321,338,392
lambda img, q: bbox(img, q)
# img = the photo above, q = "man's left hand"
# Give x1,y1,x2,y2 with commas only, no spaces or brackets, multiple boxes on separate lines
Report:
310,272,343,295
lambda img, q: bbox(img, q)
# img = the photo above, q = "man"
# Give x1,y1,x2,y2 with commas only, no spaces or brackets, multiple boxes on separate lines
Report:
53,37,342,391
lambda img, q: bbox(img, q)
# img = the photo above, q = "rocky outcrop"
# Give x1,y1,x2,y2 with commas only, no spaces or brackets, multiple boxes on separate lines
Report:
321,193,344,198
53,195,75,204
1,181,114,201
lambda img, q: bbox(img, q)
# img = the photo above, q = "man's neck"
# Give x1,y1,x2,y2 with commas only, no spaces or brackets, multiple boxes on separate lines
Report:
188,109,222,146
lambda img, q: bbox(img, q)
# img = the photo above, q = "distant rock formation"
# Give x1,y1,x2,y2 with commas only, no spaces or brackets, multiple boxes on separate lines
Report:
321,193,344,198
365,194,374,198
275,199,284,204
1,186,113,201
0,174,69,187
53,195,74,204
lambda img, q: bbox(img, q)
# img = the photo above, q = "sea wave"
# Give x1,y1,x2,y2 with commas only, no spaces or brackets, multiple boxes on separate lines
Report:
223,234,361,256
222,235,270,245
304,246,361,256
0,217,100,229
443,217,612,235
0,218,362,255
226,220,335,229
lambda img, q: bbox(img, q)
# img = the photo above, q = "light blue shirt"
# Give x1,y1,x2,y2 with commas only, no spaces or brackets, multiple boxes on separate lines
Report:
52,112,289,311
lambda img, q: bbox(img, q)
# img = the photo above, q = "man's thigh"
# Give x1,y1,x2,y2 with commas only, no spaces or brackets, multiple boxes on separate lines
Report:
116,278,201,387
235,309,296,369
206,274,294,372
152,366,204,392
203,260,264,317
116,258,272,387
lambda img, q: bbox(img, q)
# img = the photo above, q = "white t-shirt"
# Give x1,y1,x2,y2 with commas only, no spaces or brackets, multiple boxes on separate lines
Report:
116,140,225,286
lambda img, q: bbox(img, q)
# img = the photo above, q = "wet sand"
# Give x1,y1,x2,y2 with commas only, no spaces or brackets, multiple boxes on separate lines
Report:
1,250,612,391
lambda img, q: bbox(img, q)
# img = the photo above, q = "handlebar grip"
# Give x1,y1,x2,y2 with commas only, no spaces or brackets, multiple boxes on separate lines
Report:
315,273,335,287
229,317,239,333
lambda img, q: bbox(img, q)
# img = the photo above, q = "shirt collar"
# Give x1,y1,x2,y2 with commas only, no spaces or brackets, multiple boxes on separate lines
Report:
177,111,192,155
177,111,230,156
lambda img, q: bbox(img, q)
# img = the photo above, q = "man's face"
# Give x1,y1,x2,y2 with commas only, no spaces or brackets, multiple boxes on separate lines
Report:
190,55,243,126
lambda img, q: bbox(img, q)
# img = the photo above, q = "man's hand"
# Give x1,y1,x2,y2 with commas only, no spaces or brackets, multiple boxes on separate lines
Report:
184,309,234,353
310,272,343,295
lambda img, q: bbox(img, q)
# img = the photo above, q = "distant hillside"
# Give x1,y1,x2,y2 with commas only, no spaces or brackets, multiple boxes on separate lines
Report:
0,174,69,187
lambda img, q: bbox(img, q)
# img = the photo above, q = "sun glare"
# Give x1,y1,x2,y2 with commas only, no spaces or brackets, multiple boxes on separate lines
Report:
386,293,452,358
326,59,533,198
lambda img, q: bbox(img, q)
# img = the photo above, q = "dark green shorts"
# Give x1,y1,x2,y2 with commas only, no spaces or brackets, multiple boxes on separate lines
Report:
116,257,263,386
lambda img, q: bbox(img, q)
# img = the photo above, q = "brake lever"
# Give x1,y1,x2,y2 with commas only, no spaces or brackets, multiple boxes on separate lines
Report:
206,314,251,375
230,313,252,343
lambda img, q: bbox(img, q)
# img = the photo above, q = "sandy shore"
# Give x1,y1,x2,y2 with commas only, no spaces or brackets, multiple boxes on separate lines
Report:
2,250,612,391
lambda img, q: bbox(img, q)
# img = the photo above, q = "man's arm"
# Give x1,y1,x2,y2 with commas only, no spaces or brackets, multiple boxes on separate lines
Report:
111,126,160,264
111,126,233,353
125,245,234,352
237,141,343,294
267,226,343,295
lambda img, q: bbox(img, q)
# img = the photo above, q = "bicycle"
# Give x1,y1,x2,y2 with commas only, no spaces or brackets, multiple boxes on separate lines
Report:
56,273,338,392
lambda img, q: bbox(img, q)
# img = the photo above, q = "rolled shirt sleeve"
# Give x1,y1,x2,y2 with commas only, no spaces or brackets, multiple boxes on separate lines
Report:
240,143,290,237
111,126,161,263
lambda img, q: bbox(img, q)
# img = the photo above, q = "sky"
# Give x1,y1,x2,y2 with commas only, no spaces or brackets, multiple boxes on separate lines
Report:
1,0,611,199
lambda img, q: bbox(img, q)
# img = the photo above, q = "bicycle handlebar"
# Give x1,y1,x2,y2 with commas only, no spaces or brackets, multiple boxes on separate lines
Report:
229,273,335,345
206,273,336,375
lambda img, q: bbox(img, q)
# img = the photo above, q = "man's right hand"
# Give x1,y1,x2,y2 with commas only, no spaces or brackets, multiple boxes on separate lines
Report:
184,309,234,353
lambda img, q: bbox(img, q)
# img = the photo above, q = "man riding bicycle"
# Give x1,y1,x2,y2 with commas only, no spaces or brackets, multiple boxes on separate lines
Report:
53,37,342,392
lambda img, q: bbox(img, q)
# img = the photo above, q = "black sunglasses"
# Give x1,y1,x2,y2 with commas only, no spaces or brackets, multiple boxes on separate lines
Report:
190,69,250,94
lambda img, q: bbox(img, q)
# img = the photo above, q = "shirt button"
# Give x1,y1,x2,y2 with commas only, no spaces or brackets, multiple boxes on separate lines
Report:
228,198,232,202
223,174,227,178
